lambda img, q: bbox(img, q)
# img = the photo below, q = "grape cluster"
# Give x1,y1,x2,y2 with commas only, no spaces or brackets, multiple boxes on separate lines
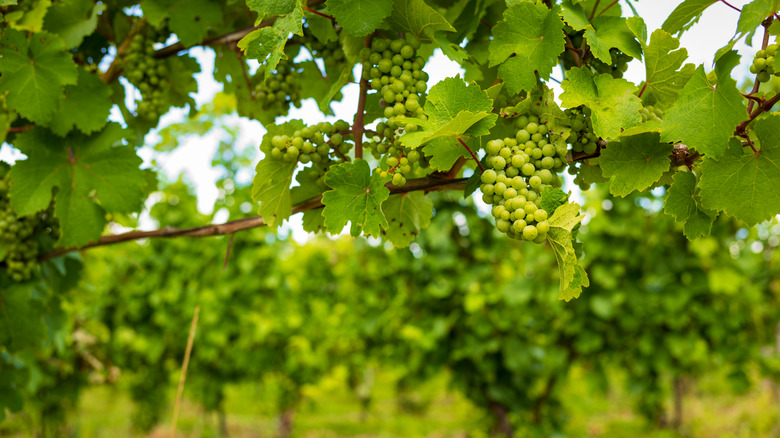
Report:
750,43,778,83
361,35,429,186
254,60,302,113
564,107,599,155
591,48,631,78
301,30,347,71
0,177,59,282
264,120,351,182
639,105,664,123
480,115,567,243
123,30,168,120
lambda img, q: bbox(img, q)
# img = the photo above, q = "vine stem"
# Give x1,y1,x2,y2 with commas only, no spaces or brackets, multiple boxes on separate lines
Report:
637,81,648,99
564,35,583,67
170,306,200,438
596,0,619,17
100,18,146,84
7,125,34,133
352,35,372,160
457,137,484,172
304,5,334,21
589,0,601,20
39,175,470,261
720,0,741,12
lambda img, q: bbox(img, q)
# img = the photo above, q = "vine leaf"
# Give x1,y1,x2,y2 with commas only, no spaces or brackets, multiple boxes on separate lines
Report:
639,29,695,109
661,0,717,35
43,0,105,49
540,187,569,213
49,69,112,136
660,66,745,159
736,0,780,44
546,202,588,301
600,132,671,197
238,3,303,78
328,0,392,37
0,30,77,125
560,4,642,63
0,285,46,353
488,1,565,94
400,77,496,171
247,0,297,18
700,116,780,226
322,159,390,237
664,171,717,239
385,0,454,38
560,67,642,140
8,124,146,247
381,192,433,248
142,0,223,47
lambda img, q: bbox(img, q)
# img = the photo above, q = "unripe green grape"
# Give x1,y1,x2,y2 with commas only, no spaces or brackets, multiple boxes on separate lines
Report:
522,225,538,240
481,184,495,195
522,163,535,176
496,219,511,233
494,182,507,196
492,156,507,170
481,169,497,184
392,173,406,186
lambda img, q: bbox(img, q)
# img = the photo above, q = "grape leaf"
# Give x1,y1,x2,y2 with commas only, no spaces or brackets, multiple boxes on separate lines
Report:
736,0,779,45
0,30,77,124
142,0,223,47
239,4,303,77
488,1,565,94
327,0,392,37
639,29,695,109
422,136,479,172
571,158,608,188
43,0,105,49
385,0,455,39
251,121,304,227
49,69,112,136
661,0,717,35
560,67,642,140
540,187,569,213
663,171,717,239
4,0,49,31
252,158,297,228
583,17,643,63
600,132,671,197
305,9,339,43
302,209,325,233
401,111,495,148
660,66,745,159
8,124,146,247
699,116,780,226
247,0,297,19
546,202,588,301
422,77,495,126
322,159,390,237
381,192,433,248
0,285,46,352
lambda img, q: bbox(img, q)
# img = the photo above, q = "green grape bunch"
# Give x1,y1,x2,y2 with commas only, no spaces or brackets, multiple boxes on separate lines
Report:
0,176,60,282
263,120,352,188
122,29,169,121
750,43,778,83
480,114,568,243
565,107,599,155
361,34,429,186
591,48,632,79
254,60,303,113
298,27,347,71
639,105,664,123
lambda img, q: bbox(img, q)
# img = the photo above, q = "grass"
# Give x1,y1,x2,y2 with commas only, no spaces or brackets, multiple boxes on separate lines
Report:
3,366,779,437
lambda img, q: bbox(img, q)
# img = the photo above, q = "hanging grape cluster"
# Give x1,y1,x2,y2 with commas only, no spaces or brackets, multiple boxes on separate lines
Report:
592,48,631,79
0,176,59,282
362,35,429,186
254,60,302,114
300,29,347,71
639,105,664,122
480,114,567,243
750,43,778,83
123,29,169,120
564,107,599,155
263,120,352,188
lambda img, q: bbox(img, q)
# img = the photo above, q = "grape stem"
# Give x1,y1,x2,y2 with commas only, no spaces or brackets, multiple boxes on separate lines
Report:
747,17,773,114
457,137,485,172
596,0,619,17
7,125,34,133
564,35,583,67
305,5,335,21
352,35,372,160
637,82,648,99
479,19,493,30
719,0,741,12
234,48,256,99
588,0,601,20
38,175,470,261
100,18,146,84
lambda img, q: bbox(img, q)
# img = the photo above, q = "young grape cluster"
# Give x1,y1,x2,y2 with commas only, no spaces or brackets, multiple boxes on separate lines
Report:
639,105,664,122
480,115,567,243
0,176,59,282
263,120,352,187
254,60,302,113
564,107,599,155
301,29,347,71
750,43,778,83
362,35,429,186
123,30,168,120
592,48,631,78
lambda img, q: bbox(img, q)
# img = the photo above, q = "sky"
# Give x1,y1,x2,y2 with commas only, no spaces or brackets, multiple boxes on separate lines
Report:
0,0,765,241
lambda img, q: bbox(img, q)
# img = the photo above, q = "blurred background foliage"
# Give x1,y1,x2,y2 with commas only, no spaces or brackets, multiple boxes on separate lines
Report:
2,110,780,438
